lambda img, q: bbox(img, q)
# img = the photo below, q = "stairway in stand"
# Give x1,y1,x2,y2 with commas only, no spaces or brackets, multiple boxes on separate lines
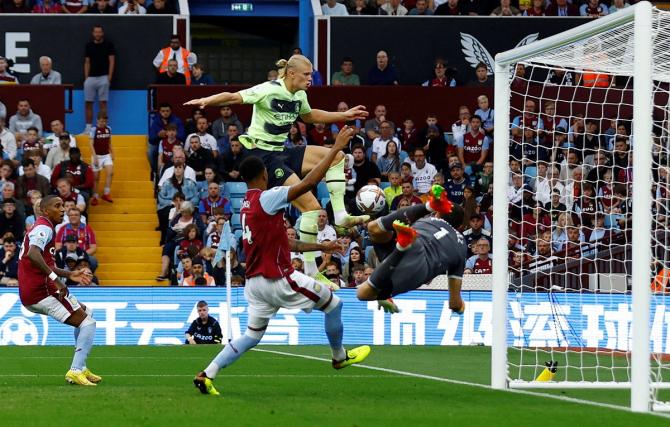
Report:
76,135,164,286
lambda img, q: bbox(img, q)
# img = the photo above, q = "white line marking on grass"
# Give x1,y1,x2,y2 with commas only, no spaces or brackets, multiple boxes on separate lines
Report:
2,374,397,379
252,348,670,419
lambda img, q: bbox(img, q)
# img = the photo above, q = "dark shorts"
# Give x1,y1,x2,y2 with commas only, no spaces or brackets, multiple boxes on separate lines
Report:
370,243,431,299
248,146,306,188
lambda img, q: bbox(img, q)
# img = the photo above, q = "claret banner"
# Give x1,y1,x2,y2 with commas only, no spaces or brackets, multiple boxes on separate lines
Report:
0,288,669,351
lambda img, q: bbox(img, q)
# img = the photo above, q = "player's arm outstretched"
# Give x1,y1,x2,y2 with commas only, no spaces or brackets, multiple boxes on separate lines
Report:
286,126,355,202
289,238,346,254
26,245,92,299
301,105,368,124
183,91,243,108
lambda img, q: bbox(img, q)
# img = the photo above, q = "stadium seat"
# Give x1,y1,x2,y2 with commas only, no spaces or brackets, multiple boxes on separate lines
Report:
317,181,329,200
231,213,241,231
524,166,537,180
234,229,243,241
225,182,248,199
231,197,243,214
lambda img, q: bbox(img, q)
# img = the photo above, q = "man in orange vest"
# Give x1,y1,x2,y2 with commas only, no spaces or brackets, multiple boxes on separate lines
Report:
152,35,197,85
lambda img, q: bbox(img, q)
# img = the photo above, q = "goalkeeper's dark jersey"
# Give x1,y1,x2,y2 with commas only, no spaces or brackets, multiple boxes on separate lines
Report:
185,316,223,344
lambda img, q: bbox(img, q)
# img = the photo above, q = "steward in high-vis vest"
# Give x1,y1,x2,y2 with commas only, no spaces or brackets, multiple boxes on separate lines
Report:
152,35,197,85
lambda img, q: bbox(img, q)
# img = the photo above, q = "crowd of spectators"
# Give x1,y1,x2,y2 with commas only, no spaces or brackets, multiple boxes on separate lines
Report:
0,0,178,14
321,0,635,17
0,96,111,286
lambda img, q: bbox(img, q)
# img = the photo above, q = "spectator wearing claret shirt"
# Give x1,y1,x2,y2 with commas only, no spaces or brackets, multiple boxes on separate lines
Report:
51,147,95,200
198,182,231,224
391,181,422,210
546,0,578,16
307,123,332,147
55,207,98,271
464,238,493,274
368,50,399,86
422,58,456,87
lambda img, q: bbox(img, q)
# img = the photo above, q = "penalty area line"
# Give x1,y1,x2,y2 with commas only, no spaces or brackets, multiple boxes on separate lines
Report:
251,348,670,419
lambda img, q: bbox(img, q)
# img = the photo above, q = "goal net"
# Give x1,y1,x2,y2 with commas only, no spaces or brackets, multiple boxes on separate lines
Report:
491,1,670,412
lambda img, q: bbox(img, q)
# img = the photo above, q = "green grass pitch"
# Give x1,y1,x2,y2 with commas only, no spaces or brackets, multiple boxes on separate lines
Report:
0,345,667,426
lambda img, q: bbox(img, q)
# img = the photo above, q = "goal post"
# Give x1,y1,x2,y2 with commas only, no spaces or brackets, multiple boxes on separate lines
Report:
491,1,667,412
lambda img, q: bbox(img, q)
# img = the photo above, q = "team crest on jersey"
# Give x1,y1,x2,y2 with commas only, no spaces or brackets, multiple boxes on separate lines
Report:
274,168,284,179
314,283,322,293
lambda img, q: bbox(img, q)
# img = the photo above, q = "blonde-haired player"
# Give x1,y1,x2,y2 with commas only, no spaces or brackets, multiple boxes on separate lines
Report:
185,55,368,279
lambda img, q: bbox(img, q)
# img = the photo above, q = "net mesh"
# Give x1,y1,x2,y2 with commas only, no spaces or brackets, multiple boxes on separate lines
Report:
502,6,670,407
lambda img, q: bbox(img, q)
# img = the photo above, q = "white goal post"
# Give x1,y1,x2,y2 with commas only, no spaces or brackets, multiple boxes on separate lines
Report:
491,1,669,413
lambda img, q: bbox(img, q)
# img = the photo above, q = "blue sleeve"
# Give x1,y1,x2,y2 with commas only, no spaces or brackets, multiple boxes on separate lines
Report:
198,199,206,214
482,137,491,150
223,199,232,215
173,117,185,142
28,224,53,251
465,256,475,270
148,116,163,145
511,116,521,128
259,186,290,214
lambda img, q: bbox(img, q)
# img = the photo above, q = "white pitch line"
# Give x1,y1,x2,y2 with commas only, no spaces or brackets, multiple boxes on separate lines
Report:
252,348,670,419
1,374,394,378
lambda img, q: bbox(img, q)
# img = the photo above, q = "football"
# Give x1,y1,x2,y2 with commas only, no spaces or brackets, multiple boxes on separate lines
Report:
355,185,387,215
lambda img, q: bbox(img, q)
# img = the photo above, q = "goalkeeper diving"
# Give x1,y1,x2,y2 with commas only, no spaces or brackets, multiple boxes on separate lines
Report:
358,185,467,314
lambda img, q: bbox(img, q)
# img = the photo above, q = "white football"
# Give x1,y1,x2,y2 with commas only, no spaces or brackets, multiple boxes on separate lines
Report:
356,185,387,215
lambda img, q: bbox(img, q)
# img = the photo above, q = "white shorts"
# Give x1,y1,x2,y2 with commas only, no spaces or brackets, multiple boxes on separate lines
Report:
92,154,113,172
244,270,337,319
25,294,82,324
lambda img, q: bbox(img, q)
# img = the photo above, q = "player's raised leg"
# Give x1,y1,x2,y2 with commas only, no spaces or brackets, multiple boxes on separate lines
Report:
302,146,369,228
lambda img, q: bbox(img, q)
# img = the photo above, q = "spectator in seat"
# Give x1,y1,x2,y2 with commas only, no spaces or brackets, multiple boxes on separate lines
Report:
367,50,399,85
490,0,520,16
55,177,87,213
155,59,186,85
399,118,419,155
24,191,43,231
322,0,349,15
445,162,468,205
469,62,492,87
307,122,332,147
285,123,307,148
390,180,422,210
51,147,94,200
383,171,402,206
15,158,50,208
1,182,24,214
30,56,62,85
456,114,489,176
371,121,400,162
118,0,146,14
523,0,545,16
317,208,337,244
157,123,183,174
147,0,176,14
177,224,204,259
451,105,471,144
56,233,91,271
0,198,23,241
186,136,214,186
545,0,578,16
55,207,98,271
199,182,231,224
349,0,381,15
182,257,216,286
211,105,244,141
463,214,492,257
157,166,199,244
325,261,347,289
83,25,115,134
157,201,205,281
72,258,99,286
5,0,31,12
20,149,50,181
9,99,43,140
410,148,437,195
364,104,389,142
0,236,19,286
580,0,607,17
351,145,381,192
191,63,214,85
0,57,18,85
609,0,629,14
158,147,196,187
422,58,456,86
409,0,433,15
464,238,493,274
150,103,185,178
377,140,405,181
434,0,466,15
331,57,360,86
381,0,407,15
44,120,76,153
153,34,197,85
219,137,245,182
87,0,116,13
216,123,240,153
0,118,17,162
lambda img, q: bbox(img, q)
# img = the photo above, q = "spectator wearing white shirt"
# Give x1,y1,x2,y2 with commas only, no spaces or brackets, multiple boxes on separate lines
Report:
118,0,146,14
370,121,400,162
531,161,552,205
451,105,471,146
30,56,62,85
43,120,76,152
19,150,51,180
321,0,349,15
184,117,218,156
381,0,408,15
158,148,196,187
410,148,437,195
0,118,16,161
508,173,525,204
